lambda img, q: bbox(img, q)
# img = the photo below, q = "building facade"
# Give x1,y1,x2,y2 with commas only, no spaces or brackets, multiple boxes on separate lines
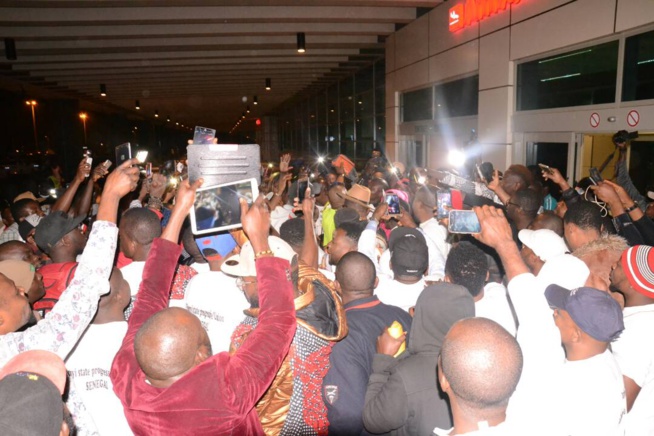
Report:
387,0,654,190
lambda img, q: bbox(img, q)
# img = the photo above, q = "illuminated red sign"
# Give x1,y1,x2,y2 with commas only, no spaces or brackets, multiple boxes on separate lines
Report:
449,0,522,32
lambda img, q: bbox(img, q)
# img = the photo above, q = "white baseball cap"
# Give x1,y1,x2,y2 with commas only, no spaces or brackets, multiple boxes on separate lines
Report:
647,191,654,201
518,229,569,262
221,235,296,277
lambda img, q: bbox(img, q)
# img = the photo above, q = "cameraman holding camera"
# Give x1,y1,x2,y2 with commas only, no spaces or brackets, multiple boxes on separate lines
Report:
612,130,653,219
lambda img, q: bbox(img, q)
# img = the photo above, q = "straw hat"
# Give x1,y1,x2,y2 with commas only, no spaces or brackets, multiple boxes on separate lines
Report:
337,184,372,208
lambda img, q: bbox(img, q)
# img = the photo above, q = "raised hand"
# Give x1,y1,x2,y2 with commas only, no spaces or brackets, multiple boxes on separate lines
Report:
149,173,167,199
74,158,92,183
173,178,203,216
97,158,141,223
372,202,389,222
471,206,513,250
279,153,293,173
91,164,109,182
487,169,501,191
103,158,141,199
240,195,271,253
542,167,568,189
301,187,315,218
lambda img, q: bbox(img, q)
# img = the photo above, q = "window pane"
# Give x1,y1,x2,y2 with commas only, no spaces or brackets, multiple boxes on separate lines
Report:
340,121,354,141
316,92,327,124
356,117,374,140
402,87,432,122
355,66,374,94
435,75,478,118
517,40,619,110
623,30,654,102
328,84,339,124
375,116,385,144
375,85,385,115
355,90,373,118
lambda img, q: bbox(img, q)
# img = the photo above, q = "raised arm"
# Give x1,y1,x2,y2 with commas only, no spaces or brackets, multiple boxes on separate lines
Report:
224,195,297,413
51,158,90,214
300,187,319,268
4,158,140,359
123,177,204,342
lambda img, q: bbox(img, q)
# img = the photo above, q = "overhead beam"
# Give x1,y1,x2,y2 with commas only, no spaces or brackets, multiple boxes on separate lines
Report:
0,6,416,23
14,56,351,71
10,48,362,64
3,35,380,51
0,22,395,38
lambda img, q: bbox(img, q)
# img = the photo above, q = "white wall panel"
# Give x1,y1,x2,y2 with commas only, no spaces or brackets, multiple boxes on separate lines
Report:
510,0,615,60
511,0,575,23
395,13,429,70
428,39,479,84
428,4,479,56
616,0,654,32
478,86,513,144
386,33,396,73
385,71,397,109
394,59,430,91
386,106,398,142
479,29,512,90
479,7,511,36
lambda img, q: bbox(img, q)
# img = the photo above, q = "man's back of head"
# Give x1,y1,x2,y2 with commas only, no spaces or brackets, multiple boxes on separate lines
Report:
509,189,541,221
445,242,488,299
134,307,211,388
439,318,523,419
327,221,365,265
120,208,162,260
563,201,603,251
389,228,428,282
529,211,564,237
335,251,376,300
280,218,305,254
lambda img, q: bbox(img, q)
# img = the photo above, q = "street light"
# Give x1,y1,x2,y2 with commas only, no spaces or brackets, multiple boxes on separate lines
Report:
25,100,38,151
79,112,88,145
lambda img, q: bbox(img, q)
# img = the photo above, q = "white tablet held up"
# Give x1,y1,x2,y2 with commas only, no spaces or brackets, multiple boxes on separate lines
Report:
190,178,259,235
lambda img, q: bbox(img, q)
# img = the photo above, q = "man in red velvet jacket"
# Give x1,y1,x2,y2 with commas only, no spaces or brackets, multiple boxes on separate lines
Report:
110,180,297,436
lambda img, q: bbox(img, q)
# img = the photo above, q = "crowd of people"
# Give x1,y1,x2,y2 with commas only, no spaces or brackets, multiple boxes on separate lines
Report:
0,132,652,436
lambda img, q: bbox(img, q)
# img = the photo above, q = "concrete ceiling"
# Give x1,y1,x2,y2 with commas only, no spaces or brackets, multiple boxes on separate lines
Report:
0,1,441,133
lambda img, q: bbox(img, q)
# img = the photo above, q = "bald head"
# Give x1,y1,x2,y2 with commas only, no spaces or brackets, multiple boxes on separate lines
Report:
134,307,211,387
120,208,162,247
0,241,41,268
368,178,389,206
440,318,522,410
529,211,564,237
335,251,376,296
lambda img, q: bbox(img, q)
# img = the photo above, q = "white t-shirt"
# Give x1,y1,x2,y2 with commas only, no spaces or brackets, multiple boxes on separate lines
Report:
433,422,518,436
476,282,517,337
505,273,626,436
183,271,249,354
374,275,425,312
190,262,211,274
612,304,654,436
66,322,133,436
419,218,451,260
119,260,146,297
554,349,627,436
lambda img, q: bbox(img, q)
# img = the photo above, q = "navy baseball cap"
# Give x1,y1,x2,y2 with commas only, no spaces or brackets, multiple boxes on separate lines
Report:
545,285,624,342
389,227,428,277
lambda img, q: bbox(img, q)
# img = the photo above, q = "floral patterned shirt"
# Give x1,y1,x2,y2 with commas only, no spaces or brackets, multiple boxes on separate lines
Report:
0,220,117,364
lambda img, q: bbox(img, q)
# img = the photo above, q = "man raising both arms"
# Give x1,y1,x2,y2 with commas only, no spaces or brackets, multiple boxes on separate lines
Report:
111,180,298,435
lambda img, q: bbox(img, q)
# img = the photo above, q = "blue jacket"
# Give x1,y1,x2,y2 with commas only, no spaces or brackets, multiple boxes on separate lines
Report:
323,296,412,435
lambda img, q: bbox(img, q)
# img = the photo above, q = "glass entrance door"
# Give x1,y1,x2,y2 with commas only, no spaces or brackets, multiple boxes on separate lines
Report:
524,132,577,182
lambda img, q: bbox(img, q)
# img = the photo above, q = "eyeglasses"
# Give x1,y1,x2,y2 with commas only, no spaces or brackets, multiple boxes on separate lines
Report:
236,277,257,291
